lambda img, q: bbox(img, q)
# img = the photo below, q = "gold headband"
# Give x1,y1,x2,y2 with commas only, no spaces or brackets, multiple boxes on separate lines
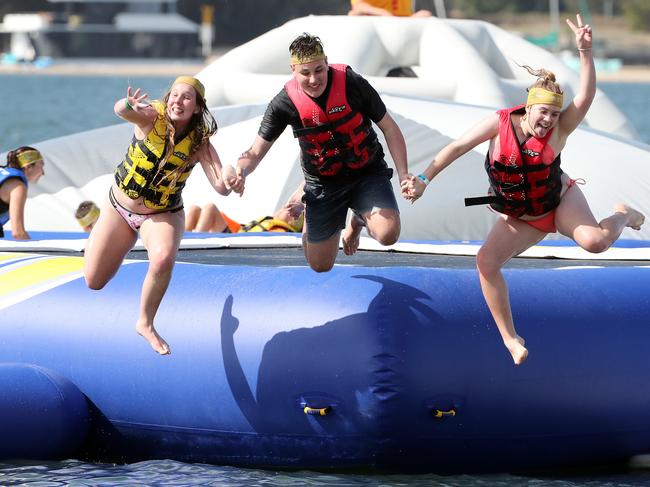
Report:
173,76,205,100
16,149,42,168
527,87,563,108
77,204,100,229
290,45,326,65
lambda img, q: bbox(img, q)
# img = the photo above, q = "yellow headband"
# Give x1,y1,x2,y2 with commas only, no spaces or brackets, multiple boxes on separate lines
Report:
77,204,100,229
290,45,326,65
16,149,42,168
527,87,563,108
173,76,205,100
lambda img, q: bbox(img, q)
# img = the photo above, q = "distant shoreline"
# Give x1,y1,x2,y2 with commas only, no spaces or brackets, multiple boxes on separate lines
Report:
1,58,649,83
0,59,208,77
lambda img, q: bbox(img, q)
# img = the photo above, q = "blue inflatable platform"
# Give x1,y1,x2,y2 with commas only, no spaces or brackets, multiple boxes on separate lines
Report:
1,234,650,472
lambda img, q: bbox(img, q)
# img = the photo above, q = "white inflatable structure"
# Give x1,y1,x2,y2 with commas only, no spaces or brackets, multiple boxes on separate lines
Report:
3,16,649,242
9,95,650,242
198,15,638,140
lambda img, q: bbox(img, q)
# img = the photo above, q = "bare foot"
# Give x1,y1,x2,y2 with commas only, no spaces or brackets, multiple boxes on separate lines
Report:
342,214,365,256
504,336,528,365
136,321,171,355
615,204,645,231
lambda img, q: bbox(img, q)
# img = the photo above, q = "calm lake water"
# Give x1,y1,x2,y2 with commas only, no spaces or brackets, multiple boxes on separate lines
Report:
0,74,649,153
1,73,649,486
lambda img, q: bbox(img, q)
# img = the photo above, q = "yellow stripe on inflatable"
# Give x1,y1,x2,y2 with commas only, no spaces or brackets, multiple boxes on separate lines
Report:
0,252,31,263
0,256,84,297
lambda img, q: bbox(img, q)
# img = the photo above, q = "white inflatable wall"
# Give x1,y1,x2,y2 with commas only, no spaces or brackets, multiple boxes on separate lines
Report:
7,97,650,241
197,15,638,140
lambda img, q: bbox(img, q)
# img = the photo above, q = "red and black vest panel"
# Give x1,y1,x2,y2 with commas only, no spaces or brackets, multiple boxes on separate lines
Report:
465,105,563,218
285,64,378,178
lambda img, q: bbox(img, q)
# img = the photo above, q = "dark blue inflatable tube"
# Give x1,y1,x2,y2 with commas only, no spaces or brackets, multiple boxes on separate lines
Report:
0,363,89,460
2,249,650,471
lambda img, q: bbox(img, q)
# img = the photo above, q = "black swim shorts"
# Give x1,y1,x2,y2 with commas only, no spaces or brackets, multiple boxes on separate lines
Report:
303,169,399,243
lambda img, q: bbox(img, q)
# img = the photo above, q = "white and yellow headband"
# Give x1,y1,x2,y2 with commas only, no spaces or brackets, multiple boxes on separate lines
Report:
173,76,205,100
290,45,326,66
76,203,100,229
527,87,563,108
16,149,43,168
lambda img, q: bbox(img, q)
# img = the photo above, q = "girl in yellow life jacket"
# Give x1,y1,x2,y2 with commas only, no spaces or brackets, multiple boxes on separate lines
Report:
84,76,236,356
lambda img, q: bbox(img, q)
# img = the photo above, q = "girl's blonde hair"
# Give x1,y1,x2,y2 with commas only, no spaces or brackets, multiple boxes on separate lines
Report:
522,65,563,95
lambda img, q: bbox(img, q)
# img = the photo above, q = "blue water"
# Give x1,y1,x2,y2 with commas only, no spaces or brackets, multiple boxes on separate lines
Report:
1,73,650,485
0,74,648,153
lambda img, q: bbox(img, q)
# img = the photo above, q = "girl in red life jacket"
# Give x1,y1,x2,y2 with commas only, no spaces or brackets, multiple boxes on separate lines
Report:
402,14,645,366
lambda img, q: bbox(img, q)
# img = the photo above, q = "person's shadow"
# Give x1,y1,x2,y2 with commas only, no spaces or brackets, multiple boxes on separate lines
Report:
220,275,451,438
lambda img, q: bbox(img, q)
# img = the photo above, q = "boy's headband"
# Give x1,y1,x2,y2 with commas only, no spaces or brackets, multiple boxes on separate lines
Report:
290,45,326,65
527,87,563,108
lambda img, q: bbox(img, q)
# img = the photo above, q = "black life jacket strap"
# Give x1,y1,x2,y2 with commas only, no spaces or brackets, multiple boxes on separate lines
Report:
464,196,500,207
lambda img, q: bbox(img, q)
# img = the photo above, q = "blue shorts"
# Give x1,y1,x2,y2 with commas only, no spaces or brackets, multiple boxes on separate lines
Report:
303,169,399,243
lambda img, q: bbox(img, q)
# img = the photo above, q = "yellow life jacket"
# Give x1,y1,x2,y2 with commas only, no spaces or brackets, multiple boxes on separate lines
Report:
239,216,299,233
114,100,198,210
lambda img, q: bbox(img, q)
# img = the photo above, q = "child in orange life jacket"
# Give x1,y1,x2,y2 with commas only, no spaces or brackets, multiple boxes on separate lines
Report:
401,14,645,366
185,183,305,234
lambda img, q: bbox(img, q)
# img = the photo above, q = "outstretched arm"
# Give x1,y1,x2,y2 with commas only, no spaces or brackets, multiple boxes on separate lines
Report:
7,180,29,240
559,13,595,137
402,113,499,202
198,142,233,196
228,135,274,195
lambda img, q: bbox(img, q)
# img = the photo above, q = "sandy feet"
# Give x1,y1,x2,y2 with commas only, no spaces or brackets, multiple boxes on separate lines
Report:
342,214,365,256
136,321,171,355
504,335,528,365
615,204,645,231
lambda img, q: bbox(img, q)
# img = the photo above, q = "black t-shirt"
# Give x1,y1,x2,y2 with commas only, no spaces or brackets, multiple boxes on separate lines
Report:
258,66,389,183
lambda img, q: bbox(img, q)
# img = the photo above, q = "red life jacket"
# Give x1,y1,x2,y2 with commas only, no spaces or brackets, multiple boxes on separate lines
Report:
465,105,563,217
285,64,377,178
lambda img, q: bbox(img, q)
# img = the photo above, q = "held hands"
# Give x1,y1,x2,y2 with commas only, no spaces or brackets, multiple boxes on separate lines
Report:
400,173,428,203
566,13,592,51
225,165,246,196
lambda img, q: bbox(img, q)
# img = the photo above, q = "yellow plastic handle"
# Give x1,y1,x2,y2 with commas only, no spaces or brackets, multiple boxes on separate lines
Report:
303,406,331,416
432,408,456,418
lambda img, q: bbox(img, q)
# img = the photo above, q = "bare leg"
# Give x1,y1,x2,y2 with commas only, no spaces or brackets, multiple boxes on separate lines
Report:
185,205,201,232
342,213,365,256
84,199,137,289
303,231,341,272
136,211,185,355
196,203,227,233
477,216,546,365
556,184,645,252
342,208,400,255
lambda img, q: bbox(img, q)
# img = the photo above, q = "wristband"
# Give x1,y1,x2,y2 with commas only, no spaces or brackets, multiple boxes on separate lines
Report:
417,174,430,186
125,99,133,110
577,47,592,52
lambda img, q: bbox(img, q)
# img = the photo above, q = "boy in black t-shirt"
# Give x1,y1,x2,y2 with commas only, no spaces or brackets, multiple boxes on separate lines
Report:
227,33,414,272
